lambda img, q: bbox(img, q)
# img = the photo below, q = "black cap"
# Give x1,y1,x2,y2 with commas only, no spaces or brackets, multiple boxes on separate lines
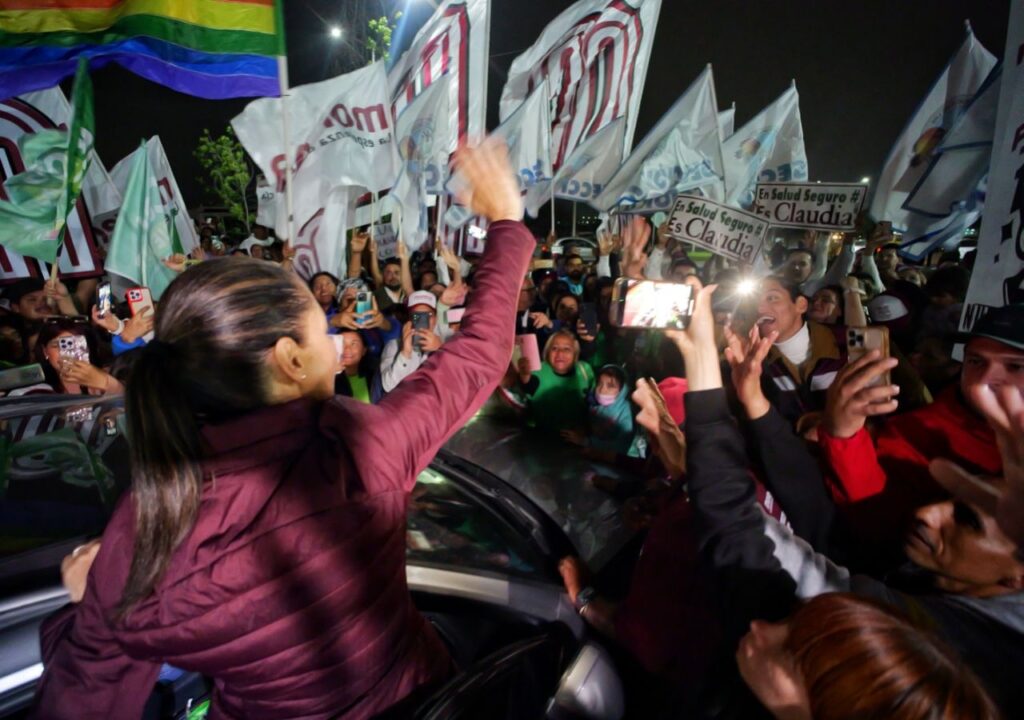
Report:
957,304,1024,352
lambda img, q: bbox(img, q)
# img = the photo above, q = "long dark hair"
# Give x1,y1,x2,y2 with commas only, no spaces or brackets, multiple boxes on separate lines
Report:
119,258,311,617
33,318,97,393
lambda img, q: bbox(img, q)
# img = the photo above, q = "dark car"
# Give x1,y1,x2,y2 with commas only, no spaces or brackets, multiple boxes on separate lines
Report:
0,394,635,719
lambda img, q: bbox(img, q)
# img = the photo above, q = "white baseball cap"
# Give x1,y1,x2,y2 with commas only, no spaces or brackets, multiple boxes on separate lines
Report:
407,290,437,310
867,294,909,323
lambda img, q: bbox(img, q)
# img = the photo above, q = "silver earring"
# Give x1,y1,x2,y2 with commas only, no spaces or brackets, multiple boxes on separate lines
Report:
300,374,307,380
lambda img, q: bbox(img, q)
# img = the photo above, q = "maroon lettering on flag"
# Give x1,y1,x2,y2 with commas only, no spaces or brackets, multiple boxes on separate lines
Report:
0,96,103,284
390,4,471,142
521,0,646,168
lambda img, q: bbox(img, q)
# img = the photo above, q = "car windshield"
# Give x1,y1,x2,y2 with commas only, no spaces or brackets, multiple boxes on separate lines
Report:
0,396,553,585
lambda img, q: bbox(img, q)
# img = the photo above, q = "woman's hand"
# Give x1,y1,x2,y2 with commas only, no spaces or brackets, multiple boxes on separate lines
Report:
665,280,721,392
61,360,118,393
530,312,553,330
61,539,101,603
633,378,686,478
121,309,154,344
331,309,363,331
90,304,120,334
576,318,598,343
440,280,467,308
724,324,777,420
350,230,370,255
452,137,523,223
163,253,188,273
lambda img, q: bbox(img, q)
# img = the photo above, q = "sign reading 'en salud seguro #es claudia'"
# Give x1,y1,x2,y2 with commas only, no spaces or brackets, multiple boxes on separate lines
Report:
667,195,770,264
751,181,867,231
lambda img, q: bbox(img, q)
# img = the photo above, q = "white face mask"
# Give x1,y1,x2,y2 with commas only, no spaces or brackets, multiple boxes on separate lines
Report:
595,391,619,407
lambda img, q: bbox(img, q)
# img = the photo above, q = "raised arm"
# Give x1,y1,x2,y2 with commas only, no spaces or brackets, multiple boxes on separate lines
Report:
325,139,531,495
397,240,415,297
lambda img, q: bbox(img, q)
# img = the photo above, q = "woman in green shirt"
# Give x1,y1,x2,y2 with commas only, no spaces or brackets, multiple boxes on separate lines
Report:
518,329,594,433
335,330,377,404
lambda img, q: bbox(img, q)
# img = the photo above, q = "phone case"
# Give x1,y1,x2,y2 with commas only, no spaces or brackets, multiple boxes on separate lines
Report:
846,326,890,387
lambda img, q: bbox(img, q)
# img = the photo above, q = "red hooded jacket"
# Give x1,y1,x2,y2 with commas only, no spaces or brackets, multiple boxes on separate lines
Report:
32,220,535,720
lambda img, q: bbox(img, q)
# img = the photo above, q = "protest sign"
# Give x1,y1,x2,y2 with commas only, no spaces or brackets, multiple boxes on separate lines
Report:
374,222,399,260
666,195,769,264
752,182,866,231
959,0,1024,332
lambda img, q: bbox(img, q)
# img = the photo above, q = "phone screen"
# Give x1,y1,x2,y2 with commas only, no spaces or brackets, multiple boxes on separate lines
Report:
97,283,112,318
617,279,695,329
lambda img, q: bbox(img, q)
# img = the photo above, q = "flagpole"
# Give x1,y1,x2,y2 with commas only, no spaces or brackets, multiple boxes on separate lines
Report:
571,201,577,237
274,1,295,247
549,187,556,237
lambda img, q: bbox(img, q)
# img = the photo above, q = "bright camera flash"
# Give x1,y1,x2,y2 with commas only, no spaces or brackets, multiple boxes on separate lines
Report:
736,278,758,296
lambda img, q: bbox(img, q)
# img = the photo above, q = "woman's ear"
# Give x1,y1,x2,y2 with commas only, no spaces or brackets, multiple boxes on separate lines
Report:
270,335,306,384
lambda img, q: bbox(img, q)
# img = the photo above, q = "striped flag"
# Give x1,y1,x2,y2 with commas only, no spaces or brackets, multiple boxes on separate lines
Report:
500,0,663,170
0,0,282,100
388,0,490,146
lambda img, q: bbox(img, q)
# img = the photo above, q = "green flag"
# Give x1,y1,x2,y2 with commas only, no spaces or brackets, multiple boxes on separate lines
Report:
105,142,178,300
0,58,94,265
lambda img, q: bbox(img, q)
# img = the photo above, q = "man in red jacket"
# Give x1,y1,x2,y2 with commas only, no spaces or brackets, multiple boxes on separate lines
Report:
817,304,1024,564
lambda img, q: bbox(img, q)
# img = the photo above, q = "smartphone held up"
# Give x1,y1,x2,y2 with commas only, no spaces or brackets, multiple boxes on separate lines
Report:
609,278,696,330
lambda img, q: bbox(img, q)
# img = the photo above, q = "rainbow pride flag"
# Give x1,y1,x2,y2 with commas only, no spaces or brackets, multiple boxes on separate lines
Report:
0,0,283,100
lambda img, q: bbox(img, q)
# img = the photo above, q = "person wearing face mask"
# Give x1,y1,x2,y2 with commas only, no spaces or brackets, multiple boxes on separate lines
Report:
33,139,534,720
580,365,635,455
667,283,1024,717
518,329,594,433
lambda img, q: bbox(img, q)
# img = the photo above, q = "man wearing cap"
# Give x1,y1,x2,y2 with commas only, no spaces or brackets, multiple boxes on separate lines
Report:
379,290,445,394
817,304,1024,570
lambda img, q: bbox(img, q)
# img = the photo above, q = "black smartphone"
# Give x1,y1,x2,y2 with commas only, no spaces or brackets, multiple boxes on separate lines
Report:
580,302,599,337
411,311,432,352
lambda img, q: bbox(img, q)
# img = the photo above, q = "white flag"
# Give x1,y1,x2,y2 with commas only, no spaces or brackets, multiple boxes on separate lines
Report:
870,28,996,229
500,0,662,169
255,175,276,228
388,0,490,146
232,62,400,238
554,117,626,204
391,77,452,252
493,81,553,218
0,86,109,282
594,65,724,214
722,83,808,209
718,104,736,141
290,187,356,282
960,0,1024,331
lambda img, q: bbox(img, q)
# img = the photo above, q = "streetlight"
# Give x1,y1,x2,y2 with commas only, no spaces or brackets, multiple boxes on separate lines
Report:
860,176,871,184
329,25,343,39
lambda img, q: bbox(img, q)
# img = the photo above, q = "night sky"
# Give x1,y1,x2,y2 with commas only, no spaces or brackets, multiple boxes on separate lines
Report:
82,0,1011,209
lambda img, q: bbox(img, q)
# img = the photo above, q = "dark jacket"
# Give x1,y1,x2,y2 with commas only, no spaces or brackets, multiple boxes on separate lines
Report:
760,321,847,426
685,388,1024,717
33,220,535,720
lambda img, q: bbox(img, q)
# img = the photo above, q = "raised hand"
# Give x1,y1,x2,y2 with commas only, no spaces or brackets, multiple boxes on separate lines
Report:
90,304,120,334
452,137,524,223
620,216,650,280
122,308,155,344
350,230,370,255
822,351,900,438
632,377,686,478
664,279,720,391
61,540,101,603
724,323,778,419
163,253,188,273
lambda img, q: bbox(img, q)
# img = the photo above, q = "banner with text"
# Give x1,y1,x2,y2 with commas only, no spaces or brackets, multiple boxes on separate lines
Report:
959,0,1024,332
666,195,769,264
752,182,866,231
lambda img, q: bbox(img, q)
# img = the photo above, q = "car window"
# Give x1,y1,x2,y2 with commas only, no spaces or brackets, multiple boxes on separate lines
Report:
407,467,551,583
0,397,130,563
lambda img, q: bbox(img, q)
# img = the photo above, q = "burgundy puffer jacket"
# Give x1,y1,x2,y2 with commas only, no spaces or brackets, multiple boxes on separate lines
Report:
33,221,535,719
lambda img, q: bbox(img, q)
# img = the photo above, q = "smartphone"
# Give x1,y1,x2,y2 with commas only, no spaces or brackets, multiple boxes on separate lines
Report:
331,335,344,374
512,334,542,374
355,291,373,317
96,282,112,318
580,302,599,337
126,287,154,318
847,326,891,387
610,278,695,330
411,311,432,352
58,335,90,365
0,363,45,392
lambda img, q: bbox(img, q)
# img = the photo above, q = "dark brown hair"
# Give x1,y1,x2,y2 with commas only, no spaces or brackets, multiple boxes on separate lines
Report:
118,258,311,617
786,593,999,720
33,318,97,393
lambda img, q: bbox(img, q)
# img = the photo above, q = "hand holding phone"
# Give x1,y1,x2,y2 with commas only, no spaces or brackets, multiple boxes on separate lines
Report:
609,278,695,330
96,282,112,318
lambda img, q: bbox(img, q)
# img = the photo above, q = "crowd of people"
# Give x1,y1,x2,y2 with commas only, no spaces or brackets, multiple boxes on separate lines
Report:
2,137,1023,719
